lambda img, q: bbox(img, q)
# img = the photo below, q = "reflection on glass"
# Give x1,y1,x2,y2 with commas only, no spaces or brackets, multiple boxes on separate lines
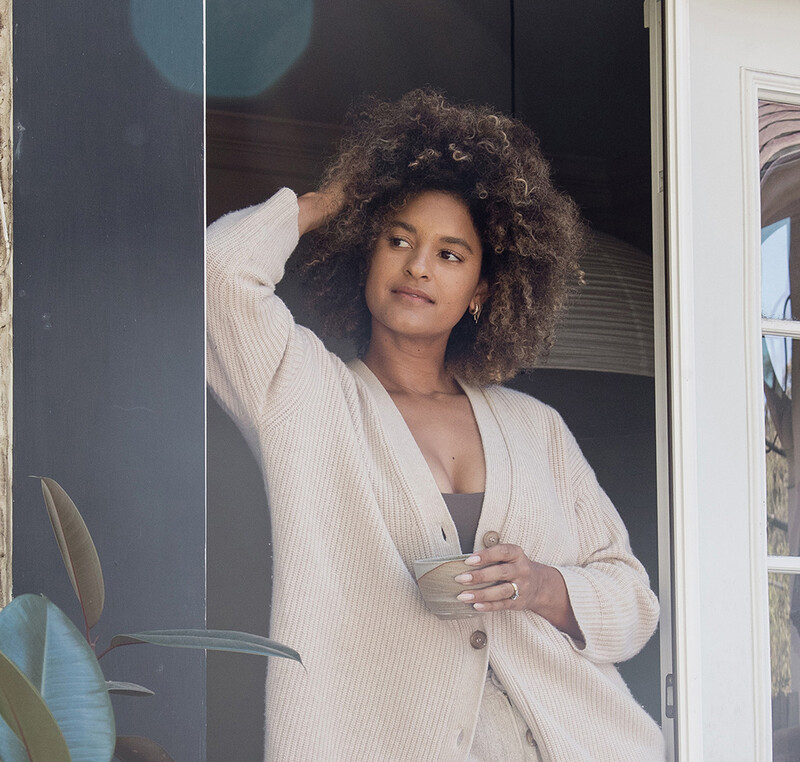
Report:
770,572,800,758
764,336,800,557
760,99,800,320
763,218,792,320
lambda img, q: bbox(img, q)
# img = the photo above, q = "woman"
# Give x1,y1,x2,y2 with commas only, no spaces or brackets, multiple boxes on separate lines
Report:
207,89,665,761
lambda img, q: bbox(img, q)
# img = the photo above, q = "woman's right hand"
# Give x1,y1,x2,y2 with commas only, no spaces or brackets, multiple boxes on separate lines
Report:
297,185,345,237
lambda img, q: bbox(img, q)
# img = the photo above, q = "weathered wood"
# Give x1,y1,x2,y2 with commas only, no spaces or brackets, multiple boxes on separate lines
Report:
0,0,12,608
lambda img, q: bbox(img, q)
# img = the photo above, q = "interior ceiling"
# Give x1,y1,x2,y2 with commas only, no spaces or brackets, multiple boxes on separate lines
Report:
207,0,651,167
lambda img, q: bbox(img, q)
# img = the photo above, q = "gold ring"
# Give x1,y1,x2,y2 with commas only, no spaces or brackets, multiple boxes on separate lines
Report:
509,581,520,601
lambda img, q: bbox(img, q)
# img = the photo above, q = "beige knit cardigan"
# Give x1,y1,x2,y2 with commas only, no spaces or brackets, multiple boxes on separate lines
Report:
206,188,666,761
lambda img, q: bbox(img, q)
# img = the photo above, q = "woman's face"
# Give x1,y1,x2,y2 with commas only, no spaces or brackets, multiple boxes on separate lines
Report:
365,190,487,345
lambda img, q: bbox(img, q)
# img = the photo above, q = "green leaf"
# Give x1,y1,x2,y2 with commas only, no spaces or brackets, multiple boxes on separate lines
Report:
0,649,71,762
0,594,116,762
39,476,105,629
110,629,302,664
106,681,154,697
114,735,174,762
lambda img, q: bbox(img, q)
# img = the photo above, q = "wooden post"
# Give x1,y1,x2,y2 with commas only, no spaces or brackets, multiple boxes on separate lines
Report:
0,0,12,608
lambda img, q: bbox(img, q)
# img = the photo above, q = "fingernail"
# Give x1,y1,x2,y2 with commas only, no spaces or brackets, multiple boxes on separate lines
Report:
454,573,473,583
473,603,487,611
457,592,475,602
465,555,481,565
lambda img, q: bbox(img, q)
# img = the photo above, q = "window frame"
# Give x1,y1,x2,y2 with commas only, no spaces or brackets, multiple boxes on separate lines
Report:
742,68,800,759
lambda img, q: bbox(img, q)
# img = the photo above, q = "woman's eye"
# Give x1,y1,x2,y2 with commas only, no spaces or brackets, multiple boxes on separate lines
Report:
389,236,410,248
440,250,462,262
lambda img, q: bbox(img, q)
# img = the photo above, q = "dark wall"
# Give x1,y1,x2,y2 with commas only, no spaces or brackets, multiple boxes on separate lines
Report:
13,2,205,758
208,0,513,119
207,0,652,251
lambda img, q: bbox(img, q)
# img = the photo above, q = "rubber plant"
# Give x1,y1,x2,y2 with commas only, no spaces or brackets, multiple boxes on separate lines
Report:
0,477,302,761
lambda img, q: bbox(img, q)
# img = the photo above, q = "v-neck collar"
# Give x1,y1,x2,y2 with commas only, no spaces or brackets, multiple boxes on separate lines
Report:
348,358,512,553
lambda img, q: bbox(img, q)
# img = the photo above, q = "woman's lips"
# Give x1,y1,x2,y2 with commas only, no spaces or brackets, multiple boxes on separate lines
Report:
392,287,434,303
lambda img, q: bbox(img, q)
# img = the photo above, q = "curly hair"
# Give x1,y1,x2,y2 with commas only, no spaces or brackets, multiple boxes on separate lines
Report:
302,88,585,385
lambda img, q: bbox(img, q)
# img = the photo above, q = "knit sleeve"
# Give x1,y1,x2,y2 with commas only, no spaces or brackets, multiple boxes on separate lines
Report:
206,188,311,435
553,422,660,664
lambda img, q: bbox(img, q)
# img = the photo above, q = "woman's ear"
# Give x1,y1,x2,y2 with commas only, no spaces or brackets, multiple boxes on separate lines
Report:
473,277,489,306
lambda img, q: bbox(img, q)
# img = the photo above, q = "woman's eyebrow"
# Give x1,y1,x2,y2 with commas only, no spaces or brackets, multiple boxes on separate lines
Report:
441,235,475,255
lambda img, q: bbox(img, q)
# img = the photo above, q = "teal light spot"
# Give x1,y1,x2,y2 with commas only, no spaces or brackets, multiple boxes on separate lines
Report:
130,0,204,95
207,0,313,98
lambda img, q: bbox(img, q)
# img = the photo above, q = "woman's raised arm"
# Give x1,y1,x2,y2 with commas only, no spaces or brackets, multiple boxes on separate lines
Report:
206,189,307,437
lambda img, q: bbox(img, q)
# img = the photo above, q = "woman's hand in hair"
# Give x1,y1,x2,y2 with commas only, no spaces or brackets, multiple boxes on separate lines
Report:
297,184,345,237
454,544,584,641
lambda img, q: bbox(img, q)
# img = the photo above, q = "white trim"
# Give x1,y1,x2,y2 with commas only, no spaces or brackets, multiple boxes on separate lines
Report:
761,318,800,338
742,66,772,762
646,0,675,756
767,556,800,574
755,75,800,108
663,1,704,757
742,67,800,762
203,0,208,631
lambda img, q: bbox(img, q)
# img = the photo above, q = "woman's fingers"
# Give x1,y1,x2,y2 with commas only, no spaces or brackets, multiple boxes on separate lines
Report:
453,544,523,585
453,543,536,610
457,581,517,603
457,580,524,611
320,182,346,217
297,186,346,236
466,543,521,567
453,563,518,586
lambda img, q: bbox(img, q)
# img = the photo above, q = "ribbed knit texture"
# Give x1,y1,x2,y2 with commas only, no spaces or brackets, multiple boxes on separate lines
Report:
206,188,666,761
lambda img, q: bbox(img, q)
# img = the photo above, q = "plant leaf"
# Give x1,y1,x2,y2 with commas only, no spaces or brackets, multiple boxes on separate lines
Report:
0,649,71,762
106,681,155,697
40,476,105,629
0,594,116,761
114,735,175,761
110,629,302,663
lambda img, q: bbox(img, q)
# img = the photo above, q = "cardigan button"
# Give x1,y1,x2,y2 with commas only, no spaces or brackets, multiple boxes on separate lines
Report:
525,729,537,747
483,530,500,547
469,630,487,649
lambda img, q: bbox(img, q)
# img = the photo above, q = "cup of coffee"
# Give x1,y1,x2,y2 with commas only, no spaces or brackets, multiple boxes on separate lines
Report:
413,554,495,620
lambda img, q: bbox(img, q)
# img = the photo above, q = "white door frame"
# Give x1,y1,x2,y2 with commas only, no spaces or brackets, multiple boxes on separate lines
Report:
647,2,684,759
660,1,705,757
661,1,800,759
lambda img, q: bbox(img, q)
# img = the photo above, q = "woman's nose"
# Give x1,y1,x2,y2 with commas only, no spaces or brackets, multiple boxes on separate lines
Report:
404,249,431,279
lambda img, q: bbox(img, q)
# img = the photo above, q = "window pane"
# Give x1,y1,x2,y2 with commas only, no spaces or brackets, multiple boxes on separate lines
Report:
765,336,800,556
770,572,800,757
760,100,800,320
762,218,792,319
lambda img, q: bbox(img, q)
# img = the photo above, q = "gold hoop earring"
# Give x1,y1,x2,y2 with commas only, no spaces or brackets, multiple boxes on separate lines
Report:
470,303,482,324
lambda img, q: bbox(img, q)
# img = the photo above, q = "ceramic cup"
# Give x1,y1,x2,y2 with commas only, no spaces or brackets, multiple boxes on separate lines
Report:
413,554,495,620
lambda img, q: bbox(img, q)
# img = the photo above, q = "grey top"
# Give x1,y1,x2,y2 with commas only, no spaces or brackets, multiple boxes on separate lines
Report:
441,492,485,553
